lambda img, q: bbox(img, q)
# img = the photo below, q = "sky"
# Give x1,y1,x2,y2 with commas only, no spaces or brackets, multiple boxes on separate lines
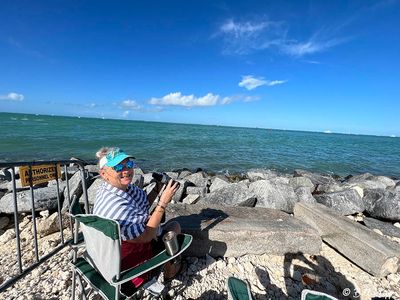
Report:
0,0,399,136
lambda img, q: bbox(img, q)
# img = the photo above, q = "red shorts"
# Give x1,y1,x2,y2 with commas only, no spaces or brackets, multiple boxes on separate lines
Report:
120,241,153,288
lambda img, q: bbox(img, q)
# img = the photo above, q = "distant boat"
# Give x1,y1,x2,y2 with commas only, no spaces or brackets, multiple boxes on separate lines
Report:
323,130,332,134
390,135,396,138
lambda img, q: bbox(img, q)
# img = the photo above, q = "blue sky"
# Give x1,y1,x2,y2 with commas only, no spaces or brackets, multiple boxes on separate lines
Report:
0,0,399,136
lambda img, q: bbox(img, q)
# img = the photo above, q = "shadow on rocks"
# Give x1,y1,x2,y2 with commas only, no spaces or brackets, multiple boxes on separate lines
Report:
170,208,229,257
283,252,358,300
165,209,229,298
255,266,288,299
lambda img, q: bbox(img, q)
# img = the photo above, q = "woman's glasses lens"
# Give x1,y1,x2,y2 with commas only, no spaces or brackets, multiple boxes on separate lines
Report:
113,160,135,172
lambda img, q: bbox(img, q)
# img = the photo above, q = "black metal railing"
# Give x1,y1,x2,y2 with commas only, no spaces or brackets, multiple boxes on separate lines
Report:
0,159,91,292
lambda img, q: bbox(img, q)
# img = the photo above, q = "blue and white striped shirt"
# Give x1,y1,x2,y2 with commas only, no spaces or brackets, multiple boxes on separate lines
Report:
93,182,149,241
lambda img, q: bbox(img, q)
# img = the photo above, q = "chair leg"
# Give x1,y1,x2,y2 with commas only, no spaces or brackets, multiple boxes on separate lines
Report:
77,275,88,300
115,285,120,300
71,270,76,300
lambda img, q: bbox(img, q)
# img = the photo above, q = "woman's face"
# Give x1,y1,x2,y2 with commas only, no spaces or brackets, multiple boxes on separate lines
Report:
100,158,134,190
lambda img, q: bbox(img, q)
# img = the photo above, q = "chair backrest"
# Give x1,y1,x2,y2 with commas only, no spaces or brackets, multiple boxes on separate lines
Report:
227,276,253,300
75,214,122,283
301,289,338,300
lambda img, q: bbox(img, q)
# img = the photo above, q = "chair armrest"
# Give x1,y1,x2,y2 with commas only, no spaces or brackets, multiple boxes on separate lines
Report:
113,233,192,285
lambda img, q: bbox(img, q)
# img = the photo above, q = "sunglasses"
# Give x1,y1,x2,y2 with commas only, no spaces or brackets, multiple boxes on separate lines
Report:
112,160,135,172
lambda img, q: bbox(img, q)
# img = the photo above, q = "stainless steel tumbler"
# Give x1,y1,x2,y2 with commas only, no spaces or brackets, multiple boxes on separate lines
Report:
162,231,179,256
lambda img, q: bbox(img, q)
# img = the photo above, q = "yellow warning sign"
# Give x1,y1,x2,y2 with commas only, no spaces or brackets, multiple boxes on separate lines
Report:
19,164,62,187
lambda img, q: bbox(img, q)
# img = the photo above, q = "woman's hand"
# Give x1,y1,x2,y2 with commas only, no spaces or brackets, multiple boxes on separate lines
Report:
159,179,179,205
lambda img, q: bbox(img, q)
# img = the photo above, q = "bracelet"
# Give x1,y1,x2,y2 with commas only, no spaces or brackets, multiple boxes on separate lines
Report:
157,202,167,210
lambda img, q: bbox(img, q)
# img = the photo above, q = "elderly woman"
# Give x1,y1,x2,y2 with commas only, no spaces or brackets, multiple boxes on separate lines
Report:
93,147,182,290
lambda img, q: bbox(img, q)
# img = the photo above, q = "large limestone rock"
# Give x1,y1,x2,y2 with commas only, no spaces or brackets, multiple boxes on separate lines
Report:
289,177,314,193
314,189,364,215
201,183,256,207
363,217,400,239
62,171,84,212
364,188,400,222
294,169,335,186
249,180,298,213
246,169,278,181
184,172,209,187
294,202,400,277
294,187,317,204
81,178,103,206
0,185,64,214
209,176,230,192
166,203,322,257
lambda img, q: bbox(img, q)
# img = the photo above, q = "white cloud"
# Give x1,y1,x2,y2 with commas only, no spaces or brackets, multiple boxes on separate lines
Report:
149,92,220,107
216,18,348,57
120,99,141,110
0,92,24,101
122,110,130,118
281,37,346,57
238,75,286,90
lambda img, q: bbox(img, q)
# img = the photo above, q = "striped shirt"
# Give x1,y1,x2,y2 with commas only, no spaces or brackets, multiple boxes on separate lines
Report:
93,181,149,241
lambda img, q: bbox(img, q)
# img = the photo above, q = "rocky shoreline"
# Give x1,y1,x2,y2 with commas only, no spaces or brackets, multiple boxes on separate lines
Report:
0,165,399,299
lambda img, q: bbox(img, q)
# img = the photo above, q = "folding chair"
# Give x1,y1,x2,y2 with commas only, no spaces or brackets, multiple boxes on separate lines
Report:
69,198,193,300
301,289,338,300
227,276,254,300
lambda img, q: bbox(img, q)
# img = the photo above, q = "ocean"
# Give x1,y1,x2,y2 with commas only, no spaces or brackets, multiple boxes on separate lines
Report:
1,112,399,178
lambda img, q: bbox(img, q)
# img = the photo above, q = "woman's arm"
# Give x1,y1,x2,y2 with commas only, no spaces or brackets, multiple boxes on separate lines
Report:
127,180,178,243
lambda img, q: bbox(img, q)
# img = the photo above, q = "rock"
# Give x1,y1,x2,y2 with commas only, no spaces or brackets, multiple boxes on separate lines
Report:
143,173,154,186
345,180,387,192
202,183,256,207
0,216,9,229
209,177,230,193
133,167,144,175
346,173,374,182
182,194,200,205
131,174,144,188
294,187,317,204
172,180,191,203
249,180,298,213
247,169,278,181
314,189,364,215
363,217,400,238
166,203,321,257
294,169,335,186
37,212,69,237
184,172,209,187
374,176,396,189
289,177,314,193
178,170,192,179
80,178,103,206
0,185,65,214
364,189,400,222
62,171,84,212
165,172,179,180
186,186,207,196
85,164,99,174
294,202,400,277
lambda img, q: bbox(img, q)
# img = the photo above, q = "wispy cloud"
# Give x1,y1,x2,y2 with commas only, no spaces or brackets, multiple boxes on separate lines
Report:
0,92,24,101
149,92,220,107
148,92,259,108
238,75,286,90
120,99,142,110
215,18,349,57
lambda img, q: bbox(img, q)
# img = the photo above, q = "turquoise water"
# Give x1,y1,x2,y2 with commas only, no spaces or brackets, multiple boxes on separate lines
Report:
1,112,399,177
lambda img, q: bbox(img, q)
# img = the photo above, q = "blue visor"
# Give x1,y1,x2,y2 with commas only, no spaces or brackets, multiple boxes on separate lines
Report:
102,148,135,168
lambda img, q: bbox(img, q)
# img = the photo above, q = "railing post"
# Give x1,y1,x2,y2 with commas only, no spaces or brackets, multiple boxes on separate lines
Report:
11,167,23,274
29,165,40,263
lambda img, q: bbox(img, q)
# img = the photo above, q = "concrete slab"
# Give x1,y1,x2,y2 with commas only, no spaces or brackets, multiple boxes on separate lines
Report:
294,202,400,277
165,203,322,257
